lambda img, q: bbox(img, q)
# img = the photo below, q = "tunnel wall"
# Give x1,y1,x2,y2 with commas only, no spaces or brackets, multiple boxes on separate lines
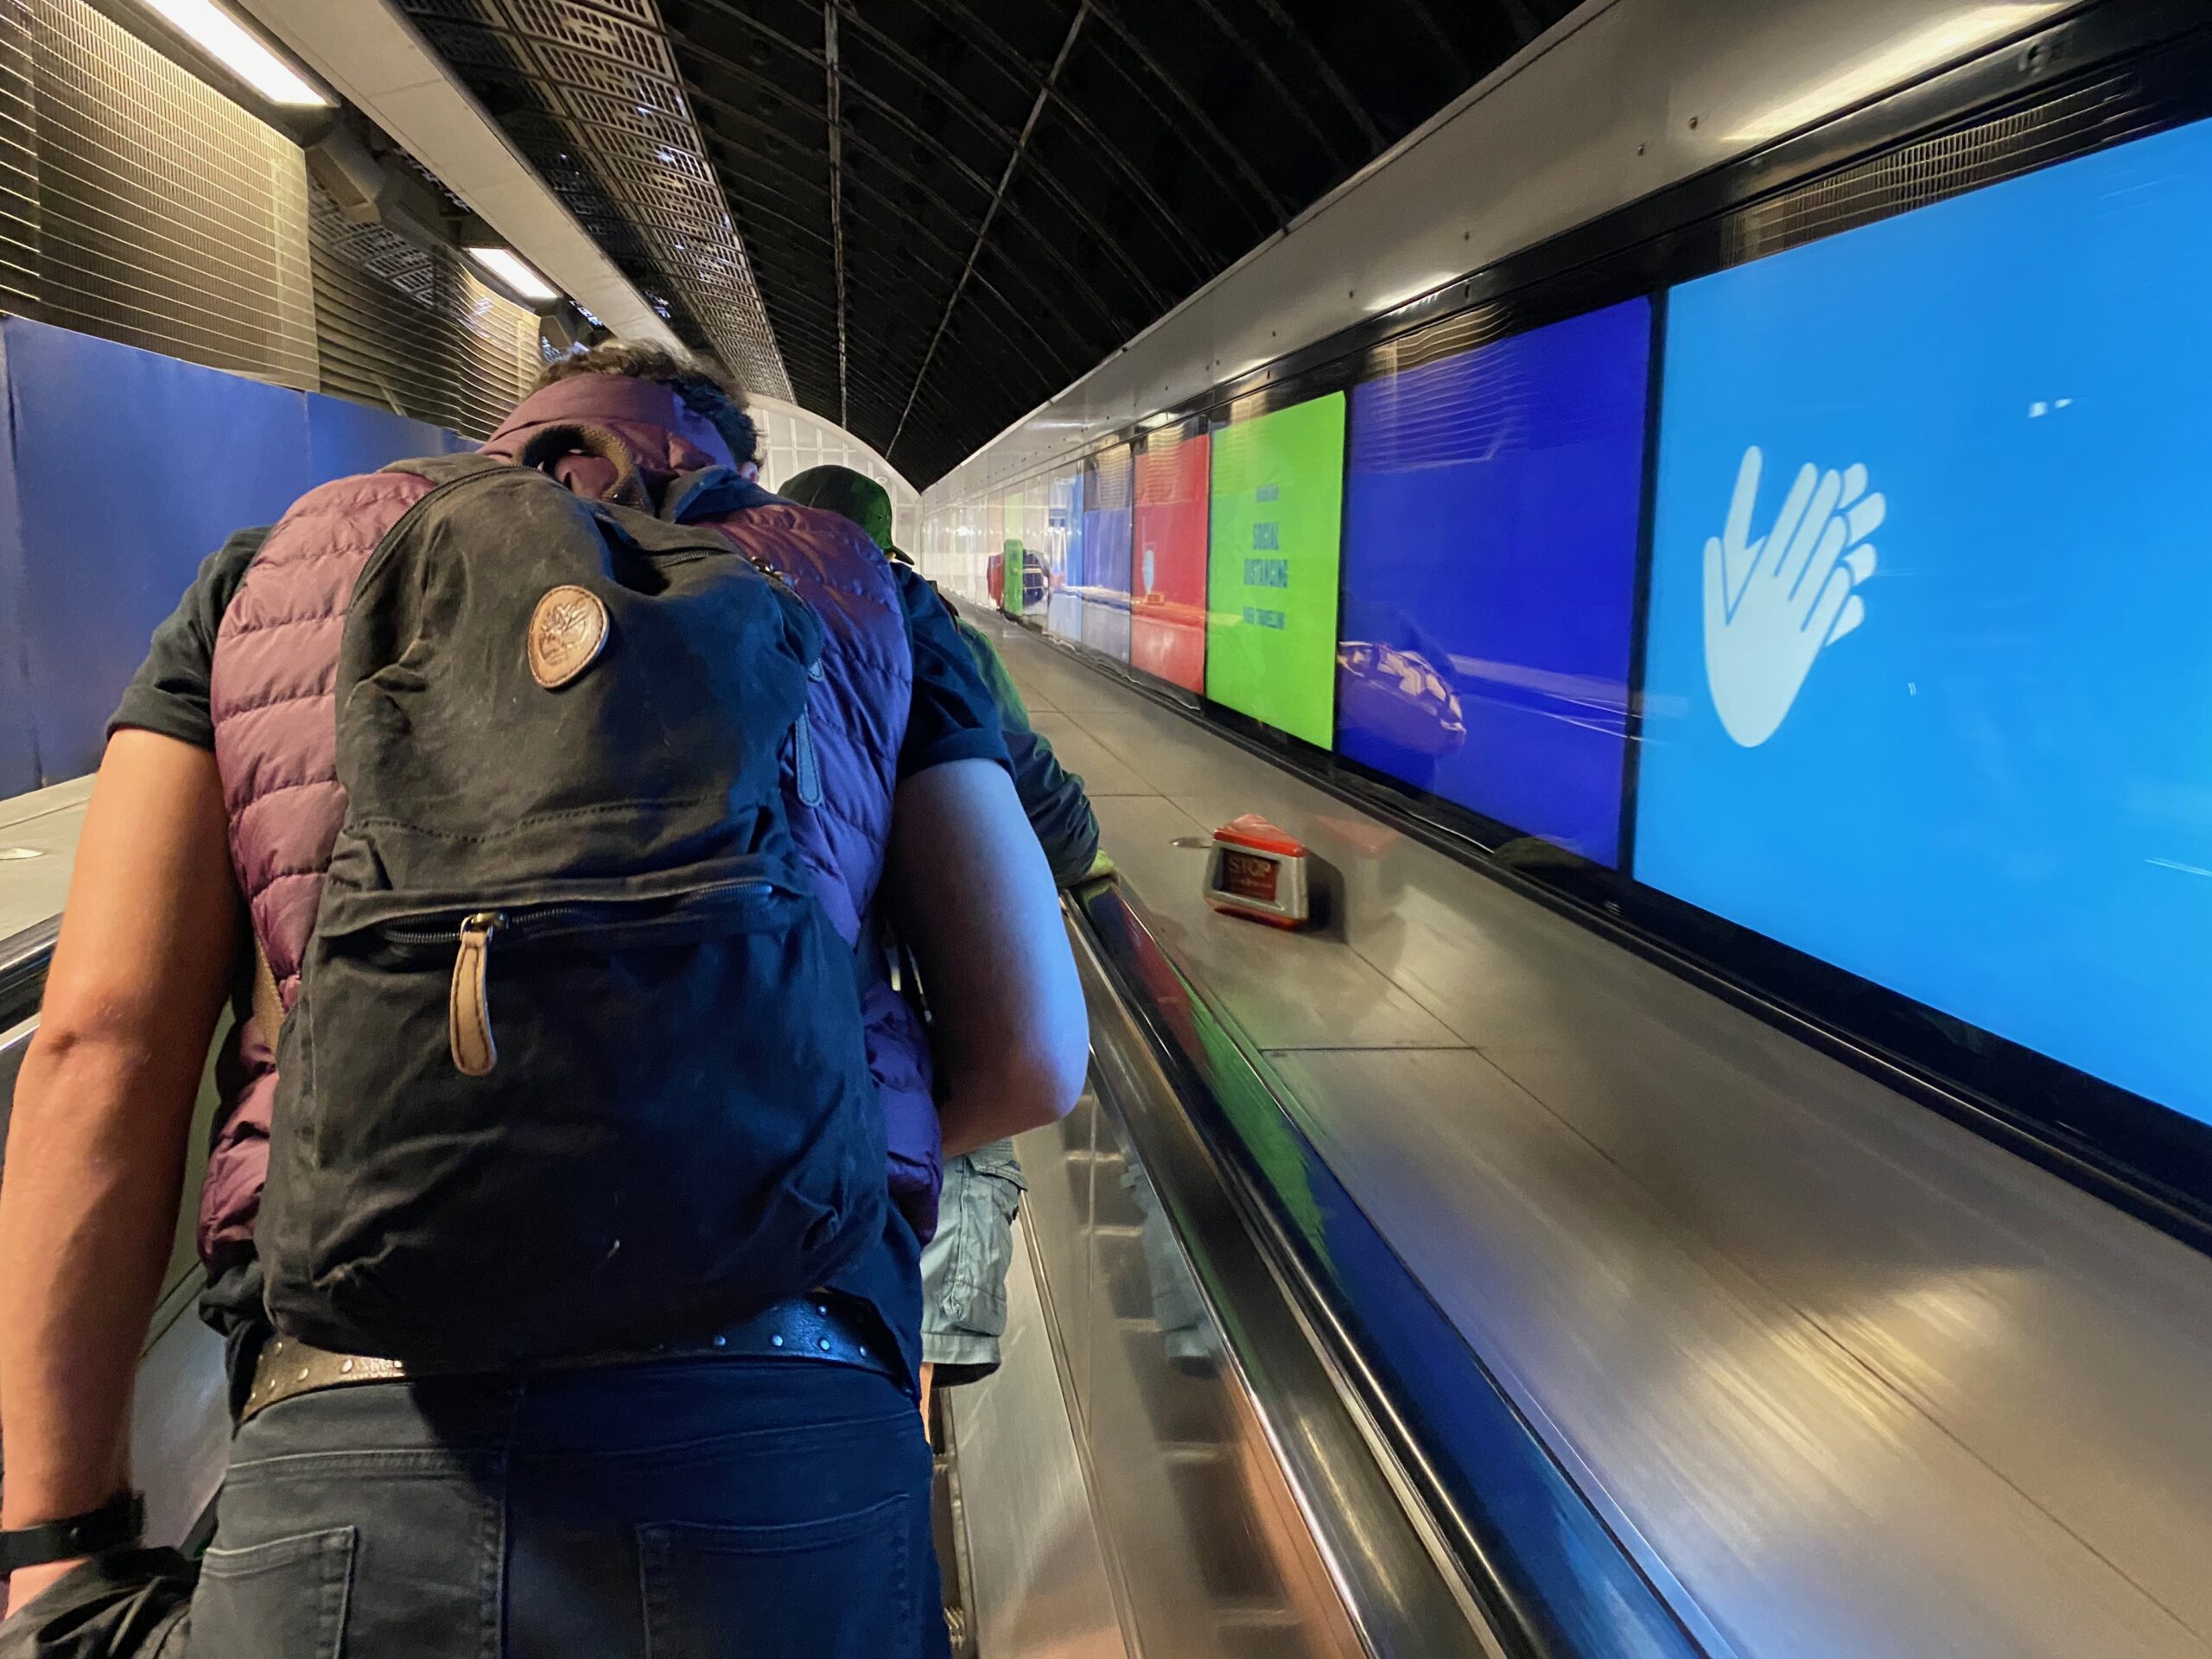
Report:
0,315,466,798
913,7,2212,1233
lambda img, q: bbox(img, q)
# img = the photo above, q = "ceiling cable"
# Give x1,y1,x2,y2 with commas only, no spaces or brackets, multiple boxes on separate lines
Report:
823,0,849,430
890,0,1089,457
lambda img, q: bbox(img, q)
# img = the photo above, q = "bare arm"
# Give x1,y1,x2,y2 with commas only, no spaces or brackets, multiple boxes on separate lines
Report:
888,759,1087,1157
0,733,238,1606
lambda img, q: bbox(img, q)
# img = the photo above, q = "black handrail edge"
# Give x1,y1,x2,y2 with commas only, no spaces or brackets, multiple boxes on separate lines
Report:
0,914,59,1028
1067,879,1717,1659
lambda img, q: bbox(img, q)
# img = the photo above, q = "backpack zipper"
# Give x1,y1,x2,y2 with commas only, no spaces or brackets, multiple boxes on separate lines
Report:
380,876,773,1077
450,912,500,1076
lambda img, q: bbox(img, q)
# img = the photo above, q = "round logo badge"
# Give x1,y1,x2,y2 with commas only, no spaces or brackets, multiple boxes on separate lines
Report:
527,585,609,689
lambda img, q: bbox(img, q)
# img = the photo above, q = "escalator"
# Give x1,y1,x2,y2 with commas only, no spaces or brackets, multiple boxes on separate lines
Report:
931,880,1704,1659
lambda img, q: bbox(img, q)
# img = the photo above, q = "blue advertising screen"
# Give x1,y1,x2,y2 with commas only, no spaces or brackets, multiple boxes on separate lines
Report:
1045,466,1085,643
1337,298,1650,865
1080,445,1133,663
1636,115,2212,1124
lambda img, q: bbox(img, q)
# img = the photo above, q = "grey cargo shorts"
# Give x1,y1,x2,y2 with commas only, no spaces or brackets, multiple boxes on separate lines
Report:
918,1143,1024,1384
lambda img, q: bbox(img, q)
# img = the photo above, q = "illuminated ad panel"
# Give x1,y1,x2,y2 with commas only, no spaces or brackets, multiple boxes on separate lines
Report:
1081,445,1134,662
999,485,1032,618
1205,393,1347,748
1338,299,1649,866
985,498,1006,609
1045,467,1084,642
1637,114,2212,1124
1131,425,1211,691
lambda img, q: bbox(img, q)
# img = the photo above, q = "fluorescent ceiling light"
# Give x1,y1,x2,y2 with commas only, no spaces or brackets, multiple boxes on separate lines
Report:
1729,5,2058,144
137,0,330,108
467,246,562,304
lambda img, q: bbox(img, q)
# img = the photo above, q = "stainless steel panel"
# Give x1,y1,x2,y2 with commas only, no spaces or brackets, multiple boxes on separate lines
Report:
1026,714,1154,798
1020,1096,1099,1431
1090,793,1460,1052
1269,1046,2201,1659
989,634,2212,1659
0,778,89,941
945,1221,1126,1659
1666,0,2069,158
1478,1019,2212,1643
1043,918,1488,1659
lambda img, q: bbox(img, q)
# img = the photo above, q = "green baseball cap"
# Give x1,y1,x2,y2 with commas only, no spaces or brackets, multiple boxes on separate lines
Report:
779,464,894,552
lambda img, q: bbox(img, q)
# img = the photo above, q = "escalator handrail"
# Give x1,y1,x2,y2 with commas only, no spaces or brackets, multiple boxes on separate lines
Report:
1070,879,1712,1659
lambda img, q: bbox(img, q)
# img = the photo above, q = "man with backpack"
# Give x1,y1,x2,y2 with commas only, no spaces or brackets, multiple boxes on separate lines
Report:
0,344,1089,1656
777,464,1102,1426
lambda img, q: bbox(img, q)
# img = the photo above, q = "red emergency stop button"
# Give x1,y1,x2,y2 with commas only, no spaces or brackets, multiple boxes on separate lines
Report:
1205,814,1313,928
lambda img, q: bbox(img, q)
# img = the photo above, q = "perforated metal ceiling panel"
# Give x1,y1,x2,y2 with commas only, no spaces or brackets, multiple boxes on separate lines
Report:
403,0,1572,484
402,0,791,399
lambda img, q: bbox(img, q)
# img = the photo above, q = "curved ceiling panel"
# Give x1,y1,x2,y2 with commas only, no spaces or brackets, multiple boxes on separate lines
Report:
400,0,1573,485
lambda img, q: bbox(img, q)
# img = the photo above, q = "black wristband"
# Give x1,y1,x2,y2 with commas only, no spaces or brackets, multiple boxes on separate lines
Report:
0,1490,144,1574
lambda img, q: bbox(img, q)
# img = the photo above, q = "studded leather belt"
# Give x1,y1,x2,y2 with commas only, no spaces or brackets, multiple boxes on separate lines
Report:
240,1294,894,1422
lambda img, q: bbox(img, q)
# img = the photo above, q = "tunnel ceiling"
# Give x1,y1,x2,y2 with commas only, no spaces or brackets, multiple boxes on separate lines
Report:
399,0,1575,486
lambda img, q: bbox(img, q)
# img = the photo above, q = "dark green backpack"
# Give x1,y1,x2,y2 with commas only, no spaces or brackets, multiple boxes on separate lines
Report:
258,434,884,1366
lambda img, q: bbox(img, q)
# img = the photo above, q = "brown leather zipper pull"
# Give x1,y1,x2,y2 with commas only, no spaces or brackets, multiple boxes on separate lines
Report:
449,912,500,1076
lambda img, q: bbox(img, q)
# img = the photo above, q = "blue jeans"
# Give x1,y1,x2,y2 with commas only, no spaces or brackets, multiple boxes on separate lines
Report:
188,1358,948,1659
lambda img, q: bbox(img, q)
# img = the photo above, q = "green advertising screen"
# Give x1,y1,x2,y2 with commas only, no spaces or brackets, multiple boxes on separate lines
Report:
1205,392,1347,747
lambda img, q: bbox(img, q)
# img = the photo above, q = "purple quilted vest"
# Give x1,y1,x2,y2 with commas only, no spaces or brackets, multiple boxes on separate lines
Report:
200,378,938,1272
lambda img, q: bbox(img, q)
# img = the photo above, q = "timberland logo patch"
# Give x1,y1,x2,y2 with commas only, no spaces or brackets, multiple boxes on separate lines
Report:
528,585,609,689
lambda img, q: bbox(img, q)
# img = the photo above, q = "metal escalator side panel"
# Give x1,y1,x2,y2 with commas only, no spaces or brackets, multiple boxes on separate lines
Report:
1069,881,1713,1659
1060,894,1491,1659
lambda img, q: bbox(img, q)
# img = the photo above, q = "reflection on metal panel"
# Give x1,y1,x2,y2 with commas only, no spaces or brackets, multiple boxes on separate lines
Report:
947,1214,1124,1659
1017,1032,1465,1658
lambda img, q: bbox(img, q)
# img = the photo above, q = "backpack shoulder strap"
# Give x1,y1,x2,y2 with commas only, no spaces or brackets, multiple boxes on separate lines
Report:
389,425,658,512
382,453,510,489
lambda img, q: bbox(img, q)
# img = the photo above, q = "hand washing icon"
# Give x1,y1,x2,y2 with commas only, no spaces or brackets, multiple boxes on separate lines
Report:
1701,446,1885,747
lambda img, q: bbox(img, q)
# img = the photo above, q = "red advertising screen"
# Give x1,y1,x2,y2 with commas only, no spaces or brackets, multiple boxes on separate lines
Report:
1130,425,1210,691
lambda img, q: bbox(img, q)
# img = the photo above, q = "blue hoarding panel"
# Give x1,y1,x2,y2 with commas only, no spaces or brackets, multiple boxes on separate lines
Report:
4,316,315,785
306,391,462,479
1636,115,2212,1125
1337,298,1649,866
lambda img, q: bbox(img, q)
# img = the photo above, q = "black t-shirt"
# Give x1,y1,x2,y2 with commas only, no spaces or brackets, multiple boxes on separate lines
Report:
113,536,1009,1391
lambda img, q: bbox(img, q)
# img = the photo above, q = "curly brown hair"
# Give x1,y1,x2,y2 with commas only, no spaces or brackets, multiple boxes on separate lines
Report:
537,341,758,466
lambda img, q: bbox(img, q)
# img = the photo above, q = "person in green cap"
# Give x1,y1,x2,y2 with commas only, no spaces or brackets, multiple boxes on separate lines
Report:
779,463,1103,1424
